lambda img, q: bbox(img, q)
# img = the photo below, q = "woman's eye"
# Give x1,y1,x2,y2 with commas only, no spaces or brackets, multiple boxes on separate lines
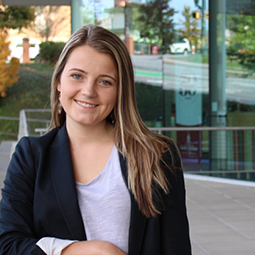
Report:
101,80,111,86
71,74,82,80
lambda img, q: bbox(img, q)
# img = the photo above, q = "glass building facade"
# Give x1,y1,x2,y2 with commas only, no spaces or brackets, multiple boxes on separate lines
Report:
3,0,255,181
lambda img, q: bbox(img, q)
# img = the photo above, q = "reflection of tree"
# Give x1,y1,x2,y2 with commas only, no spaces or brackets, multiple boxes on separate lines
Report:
227,2,255,76
94,0,103,25
82,0,102,25
179,6,200,50
135,0,175,53
35,6,66,41
83,7,94,25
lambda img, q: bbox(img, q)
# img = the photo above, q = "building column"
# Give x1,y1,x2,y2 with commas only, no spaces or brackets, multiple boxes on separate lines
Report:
209,0,227,171
71,0,82,33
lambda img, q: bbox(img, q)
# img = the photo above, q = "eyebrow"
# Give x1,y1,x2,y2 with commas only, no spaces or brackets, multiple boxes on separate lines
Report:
69,68,117,83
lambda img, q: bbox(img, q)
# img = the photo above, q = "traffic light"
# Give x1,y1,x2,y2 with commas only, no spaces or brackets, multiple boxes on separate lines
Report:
206,11,209,20
192,11,201,19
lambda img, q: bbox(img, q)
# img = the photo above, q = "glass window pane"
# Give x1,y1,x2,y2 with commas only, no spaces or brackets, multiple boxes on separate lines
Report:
76,0,255,180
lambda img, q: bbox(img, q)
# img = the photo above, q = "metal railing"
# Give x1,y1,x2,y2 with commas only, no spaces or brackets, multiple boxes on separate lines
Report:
2,110,255,182
18,109,51,139
13,110,255,182
149,126,255,133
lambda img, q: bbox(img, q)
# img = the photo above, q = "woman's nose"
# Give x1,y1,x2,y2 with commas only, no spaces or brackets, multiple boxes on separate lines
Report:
81,80,97,98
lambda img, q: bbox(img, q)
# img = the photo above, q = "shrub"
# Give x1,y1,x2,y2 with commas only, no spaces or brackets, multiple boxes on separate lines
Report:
39,41,65,65
0,30,19,97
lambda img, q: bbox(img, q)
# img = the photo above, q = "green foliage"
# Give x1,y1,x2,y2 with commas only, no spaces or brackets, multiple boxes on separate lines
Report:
179,6,200,50
39,41,65,65
0,6,35,30
0,63,53,140
135,0,175,52
4,64,53,112
226,13,255,76
82,7,95,25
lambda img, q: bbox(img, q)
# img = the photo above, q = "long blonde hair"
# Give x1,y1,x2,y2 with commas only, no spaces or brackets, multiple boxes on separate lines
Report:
49,24,180,218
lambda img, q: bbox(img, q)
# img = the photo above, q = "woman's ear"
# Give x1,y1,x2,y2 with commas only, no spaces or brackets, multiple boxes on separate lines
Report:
57,82,61,92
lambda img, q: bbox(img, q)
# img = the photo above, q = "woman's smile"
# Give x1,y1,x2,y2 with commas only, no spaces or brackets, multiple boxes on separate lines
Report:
75,100,98,108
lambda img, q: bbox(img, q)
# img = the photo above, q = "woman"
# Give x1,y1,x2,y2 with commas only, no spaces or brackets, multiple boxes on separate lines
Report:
0,25,191,255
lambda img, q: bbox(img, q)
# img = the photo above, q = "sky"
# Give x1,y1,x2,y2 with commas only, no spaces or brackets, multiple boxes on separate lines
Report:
171,0,209,23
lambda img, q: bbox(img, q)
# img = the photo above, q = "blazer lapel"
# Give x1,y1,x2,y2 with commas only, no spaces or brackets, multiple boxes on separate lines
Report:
119,153,147,255
49,124,86,240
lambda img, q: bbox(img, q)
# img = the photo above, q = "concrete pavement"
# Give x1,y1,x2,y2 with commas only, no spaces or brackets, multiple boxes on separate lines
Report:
185,175,255,255
0,141,255,254
0,141,14,196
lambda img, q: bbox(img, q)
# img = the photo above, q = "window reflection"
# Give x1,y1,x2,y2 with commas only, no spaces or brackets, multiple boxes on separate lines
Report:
225,0,255,118
77,0,255,177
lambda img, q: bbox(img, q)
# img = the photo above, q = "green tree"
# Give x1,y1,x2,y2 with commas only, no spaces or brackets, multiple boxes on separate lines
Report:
179,6,200,50
226,1,255,76
82,7,94,25
135,0,175,53
0,6,35,30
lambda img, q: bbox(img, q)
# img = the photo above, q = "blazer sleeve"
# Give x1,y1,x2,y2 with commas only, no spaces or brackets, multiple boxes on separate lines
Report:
0,137,46,255
160,143,191,254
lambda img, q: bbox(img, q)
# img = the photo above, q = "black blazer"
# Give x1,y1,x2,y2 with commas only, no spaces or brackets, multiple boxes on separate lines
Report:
0,124,191,255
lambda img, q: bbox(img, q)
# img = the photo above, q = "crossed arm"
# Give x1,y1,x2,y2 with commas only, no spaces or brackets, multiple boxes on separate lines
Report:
61,240,126,255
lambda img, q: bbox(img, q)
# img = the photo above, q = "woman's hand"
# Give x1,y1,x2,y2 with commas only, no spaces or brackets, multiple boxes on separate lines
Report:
61,240,126,255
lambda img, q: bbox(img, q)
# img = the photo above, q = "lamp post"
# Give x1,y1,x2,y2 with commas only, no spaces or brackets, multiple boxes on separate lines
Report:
119,0,133,54
119,0,127,44
194,0,207,53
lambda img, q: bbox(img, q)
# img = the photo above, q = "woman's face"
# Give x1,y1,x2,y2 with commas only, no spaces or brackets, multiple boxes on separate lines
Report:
58,45,118,129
